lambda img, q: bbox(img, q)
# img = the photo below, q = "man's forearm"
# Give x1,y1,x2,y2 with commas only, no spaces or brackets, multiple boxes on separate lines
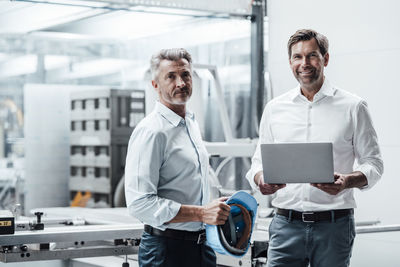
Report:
345,171,368,188
168,199,230,225
168,205,203,223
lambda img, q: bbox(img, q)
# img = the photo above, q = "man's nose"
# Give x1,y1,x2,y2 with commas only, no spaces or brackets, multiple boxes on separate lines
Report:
176,76,185,88
301,56,310,66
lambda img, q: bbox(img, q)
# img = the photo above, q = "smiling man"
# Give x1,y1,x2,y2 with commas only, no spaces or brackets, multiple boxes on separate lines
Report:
125,48,230,267
246,29,383,266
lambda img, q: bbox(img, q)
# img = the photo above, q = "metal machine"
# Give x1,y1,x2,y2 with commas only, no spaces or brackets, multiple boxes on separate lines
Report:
0,208,143,265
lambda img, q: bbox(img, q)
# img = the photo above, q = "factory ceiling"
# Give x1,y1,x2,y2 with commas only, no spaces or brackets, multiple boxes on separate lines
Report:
0,0,254,84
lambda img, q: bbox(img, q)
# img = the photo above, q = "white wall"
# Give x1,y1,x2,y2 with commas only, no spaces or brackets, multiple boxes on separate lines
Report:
24,84,71,213
268,0,400,225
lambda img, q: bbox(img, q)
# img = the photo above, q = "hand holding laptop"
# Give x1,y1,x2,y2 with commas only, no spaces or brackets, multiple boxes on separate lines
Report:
311,170,368,195
254,171,286,195
311,172,347,195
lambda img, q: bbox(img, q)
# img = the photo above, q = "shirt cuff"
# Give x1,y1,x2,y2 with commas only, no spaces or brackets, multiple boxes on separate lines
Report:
354,164,379,191
154,201,182,230
246,168,262,191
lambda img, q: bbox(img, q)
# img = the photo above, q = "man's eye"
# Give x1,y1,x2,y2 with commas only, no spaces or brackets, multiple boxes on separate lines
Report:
168,74,175,79
293,55,301,59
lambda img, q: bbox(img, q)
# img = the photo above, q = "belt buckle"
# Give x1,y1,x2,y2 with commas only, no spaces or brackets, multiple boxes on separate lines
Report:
197,232,206,244
302,212,315,223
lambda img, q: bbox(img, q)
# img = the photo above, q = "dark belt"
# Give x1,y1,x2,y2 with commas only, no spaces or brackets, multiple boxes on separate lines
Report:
144,225,206,244
276,208,353,223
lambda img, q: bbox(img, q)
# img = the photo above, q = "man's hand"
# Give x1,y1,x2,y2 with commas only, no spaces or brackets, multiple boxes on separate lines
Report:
311,171,368,195
201,197,231,225
311,173,347,195
255,171,286,195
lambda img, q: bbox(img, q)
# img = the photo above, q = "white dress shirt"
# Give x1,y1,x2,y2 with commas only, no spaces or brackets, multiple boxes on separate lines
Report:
246,79,384,211
125,102,210,231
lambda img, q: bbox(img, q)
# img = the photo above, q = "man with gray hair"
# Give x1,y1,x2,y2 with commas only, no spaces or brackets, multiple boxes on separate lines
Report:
246,29,383,266
125,48,230,266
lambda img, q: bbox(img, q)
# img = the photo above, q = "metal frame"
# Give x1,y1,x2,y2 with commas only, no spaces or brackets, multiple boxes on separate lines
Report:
1,246,138,263
356,224,400,234
0,223,143,263
194,64,234,143
14,0,253,18
250,0,265,134
0,224,142,246
193,64,257,157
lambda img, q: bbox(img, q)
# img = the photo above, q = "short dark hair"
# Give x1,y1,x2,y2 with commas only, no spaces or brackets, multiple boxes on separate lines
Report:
287,29,329,58
150,48,192,80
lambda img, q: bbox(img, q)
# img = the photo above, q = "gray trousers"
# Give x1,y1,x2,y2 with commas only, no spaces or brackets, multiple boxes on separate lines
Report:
267,213,356,267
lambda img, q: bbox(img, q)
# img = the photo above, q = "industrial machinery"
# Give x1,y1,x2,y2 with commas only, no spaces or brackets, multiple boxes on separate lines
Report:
0,208,143,265
69,89,145,208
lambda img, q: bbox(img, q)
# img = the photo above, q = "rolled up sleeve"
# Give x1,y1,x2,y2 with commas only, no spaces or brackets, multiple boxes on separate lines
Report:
246,139,263,191
246,106,273,191
125,127,181,229
353,101,384,190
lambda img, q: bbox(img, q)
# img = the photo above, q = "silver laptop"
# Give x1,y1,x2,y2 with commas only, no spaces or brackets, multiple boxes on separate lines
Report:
261,143,334,184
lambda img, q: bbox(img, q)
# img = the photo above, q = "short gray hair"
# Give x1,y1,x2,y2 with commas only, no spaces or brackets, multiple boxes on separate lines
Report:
150,48,193,80
287,29,329,58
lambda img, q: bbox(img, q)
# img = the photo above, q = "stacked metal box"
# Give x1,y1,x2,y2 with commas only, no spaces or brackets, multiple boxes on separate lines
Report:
69,88,145,207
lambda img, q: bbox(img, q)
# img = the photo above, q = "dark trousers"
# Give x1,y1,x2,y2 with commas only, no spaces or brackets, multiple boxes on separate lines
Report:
138,232,216,267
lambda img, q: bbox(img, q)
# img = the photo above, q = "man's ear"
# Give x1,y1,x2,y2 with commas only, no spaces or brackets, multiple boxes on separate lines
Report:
323,53,329,67
151,80,158,91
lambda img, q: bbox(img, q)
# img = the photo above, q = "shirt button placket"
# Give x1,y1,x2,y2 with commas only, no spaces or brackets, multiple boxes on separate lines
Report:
306,104,312,141
306,104,313,203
